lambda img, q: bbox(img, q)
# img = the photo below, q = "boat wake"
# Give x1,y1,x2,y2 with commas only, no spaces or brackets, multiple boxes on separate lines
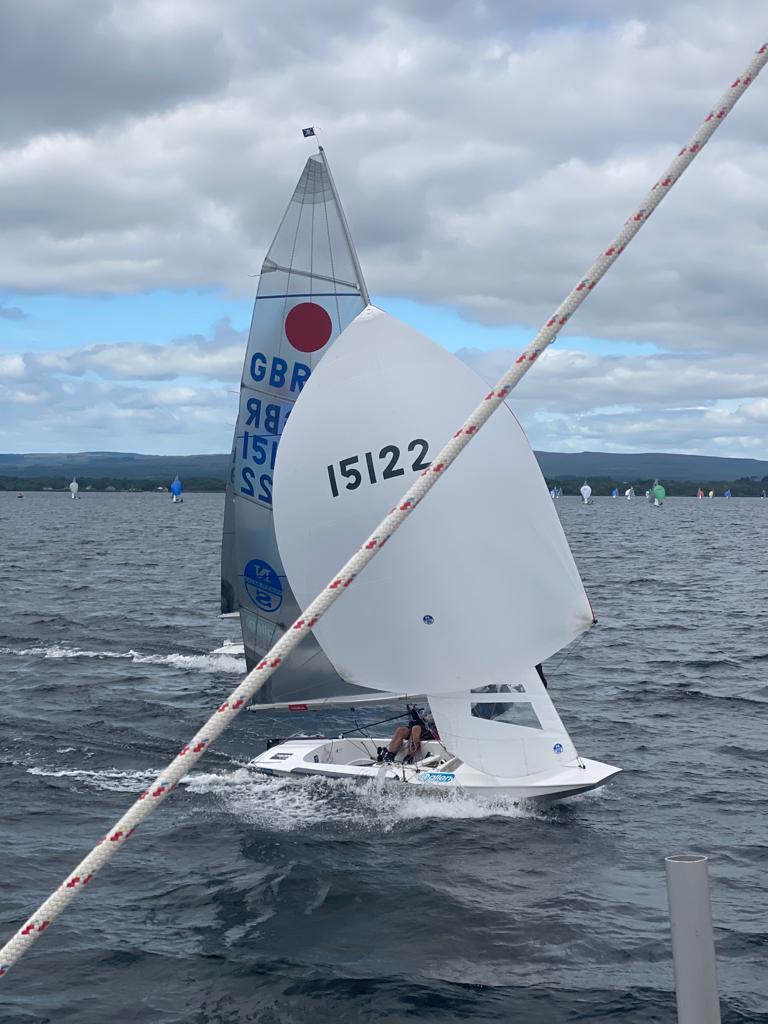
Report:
183,769,559,832
26,765,160,792
0,644,244,674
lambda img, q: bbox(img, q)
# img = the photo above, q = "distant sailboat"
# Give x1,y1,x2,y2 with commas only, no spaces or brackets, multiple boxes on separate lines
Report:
708,490,715,498
69,477,79,500
697,487,704,499
624,487,635,499
170,476,184,503
652,480,666,507
724,489,732,499
580,482,593,505
610,487,618,498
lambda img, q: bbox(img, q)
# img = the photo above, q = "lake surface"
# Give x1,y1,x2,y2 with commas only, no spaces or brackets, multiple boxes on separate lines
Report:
1,491,766,1023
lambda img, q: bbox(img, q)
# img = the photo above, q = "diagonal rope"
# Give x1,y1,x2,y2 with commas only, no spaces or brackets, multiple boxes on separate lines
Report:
1,41,765,978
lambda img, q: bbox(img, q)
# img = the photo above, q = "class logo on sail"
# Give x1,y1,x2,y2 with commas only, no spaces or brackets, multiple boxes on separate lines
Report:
243,559,283,612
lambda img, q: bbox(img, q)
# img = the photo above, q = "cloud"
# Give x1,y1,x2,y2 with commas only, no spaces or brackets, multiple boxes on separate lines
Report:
0,304,27,320
459,344,768,456
0,0,765,357
2,314,768,457
1,2,767,456
0,320,241,453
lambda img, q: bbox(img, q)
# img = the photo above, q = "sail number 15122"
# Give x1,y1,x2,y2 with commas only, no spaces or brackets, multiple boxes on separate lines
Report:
326,439,431,498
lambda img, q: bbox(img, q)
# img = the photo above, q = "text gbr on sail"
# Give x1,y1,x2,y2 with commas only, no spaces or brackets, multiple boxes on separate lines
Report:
249,352,310,394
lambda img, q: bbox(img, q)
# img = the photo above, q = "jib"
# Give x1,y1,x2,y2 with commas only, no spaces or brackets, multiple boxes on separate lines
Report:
249,352,310,393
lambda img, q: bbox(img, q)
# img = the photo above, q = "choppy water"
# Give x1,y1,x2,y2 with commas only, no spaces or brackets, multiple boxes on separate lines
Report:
1,491,766,1023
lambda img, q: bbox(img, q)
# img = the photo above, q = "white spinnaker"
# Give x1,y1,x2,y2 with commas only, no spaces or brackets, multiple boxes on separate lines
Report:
273,307,594,698
429,667,576,779
69,478,79,496
580,484,592,501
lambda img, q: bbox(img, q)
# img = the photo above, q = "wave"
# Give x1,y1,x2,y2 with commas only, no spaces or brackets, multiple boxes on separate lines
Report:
0,644,244,674
27,765,160,792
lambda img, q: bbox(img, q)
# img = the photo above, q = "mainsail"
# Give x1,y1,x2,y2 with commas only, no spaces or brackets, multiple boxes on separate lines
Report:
272,308,595,765
222,149,369,703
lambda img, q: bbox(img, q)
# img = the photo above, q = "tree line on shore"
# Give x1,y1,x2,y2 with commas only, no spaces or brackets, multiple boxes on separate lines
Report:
3,475,768,496
0,476,227,492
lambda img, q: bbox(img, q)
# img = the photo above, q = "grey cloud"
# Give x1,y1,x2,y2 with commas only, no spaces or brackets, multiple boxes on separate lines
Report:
0,304,27,320
0,1,765,357
0,0,232,144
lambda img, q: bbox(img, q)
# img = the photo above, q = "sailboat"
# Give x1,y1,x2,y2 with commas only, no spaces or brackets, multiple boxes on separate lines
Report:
697,487,704,499
248,307,619,798
724,489,732,499
610,487,618,498
230,149,618,800
579,482,593,505
69,477,79,499
652,480,666,507
624,487,635,500
170,476,183,503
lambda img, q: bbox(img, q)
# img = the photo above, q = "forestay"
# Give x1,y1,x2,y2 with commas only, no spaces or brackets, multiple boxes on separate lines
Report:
273,307,595,700
222,150,370,703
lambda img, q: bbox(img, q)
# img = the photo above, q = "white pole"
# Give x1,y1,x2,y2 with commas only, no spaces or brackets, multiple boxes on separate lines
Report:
665,854,721,1024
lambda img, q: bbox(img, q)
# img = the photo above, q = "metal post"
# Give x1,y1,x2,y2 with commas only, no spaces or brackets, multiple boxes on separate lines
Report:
665,854,721,1024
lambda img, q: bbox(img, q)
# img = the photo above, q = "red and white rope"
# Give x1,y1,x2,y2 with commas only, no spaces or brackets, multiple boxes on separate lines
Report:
1,42,765,978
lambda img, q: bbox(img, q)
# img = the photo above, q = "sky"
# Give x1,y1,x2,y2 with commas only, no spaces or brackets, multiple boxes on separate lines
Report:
1,1,766,457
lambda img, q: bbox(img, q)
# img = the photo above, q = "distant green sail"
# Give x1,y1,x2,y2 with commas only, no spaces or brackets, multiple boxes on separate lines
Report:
653,483,666,501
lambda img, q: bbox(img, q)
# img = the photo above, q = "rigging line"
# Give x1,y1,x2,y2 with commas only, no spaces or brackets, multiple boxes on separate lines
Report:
253,292,359,300
340,712,406,737
544,630,593,679
319,147,370,305
321,180,343,335
259,262,360,289
309,161,316,301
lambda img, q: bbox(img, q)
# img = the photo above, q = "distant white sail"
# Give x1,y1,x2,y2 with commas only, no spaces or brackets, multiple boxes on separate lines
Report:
580,483,592,503
273,309,594,712
223,149,369,703
69,477,79,498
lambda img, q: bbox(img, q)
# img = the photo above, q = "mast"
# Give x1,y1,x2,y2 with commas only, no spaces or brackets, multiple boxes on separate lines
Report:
318,146,370,306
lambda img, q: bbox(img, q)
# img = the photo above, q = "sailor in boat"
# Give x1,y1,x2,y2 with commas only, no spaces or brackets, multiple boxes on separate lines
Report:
377,704,439,764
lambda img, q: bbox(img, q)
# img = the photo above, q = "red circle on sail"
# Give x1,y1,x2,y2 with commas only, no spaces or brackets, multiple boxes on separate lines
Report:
284,302,333,353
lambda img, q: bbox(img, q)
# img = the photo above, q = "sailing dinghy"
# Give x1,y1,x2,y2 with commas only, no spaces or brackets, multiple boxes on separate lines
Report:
170,476,184,503
580,482,593,505
69,477,79,499
247,306,619,800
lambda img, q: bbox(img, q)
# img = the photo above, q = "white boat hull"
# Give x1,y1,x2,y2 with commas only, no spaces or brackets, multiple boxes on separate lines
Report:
248,738,620,800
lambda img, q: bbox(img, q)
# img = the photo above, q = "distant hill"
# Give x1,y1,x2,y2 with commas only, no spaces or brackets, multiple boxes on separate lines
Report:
2,449,768,491
534,450,768,482
0,451,229,480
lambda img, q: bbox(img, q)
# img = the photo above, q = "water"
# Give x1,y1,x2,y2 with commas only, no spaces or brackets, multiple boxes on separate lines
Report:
1,491,766,1023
